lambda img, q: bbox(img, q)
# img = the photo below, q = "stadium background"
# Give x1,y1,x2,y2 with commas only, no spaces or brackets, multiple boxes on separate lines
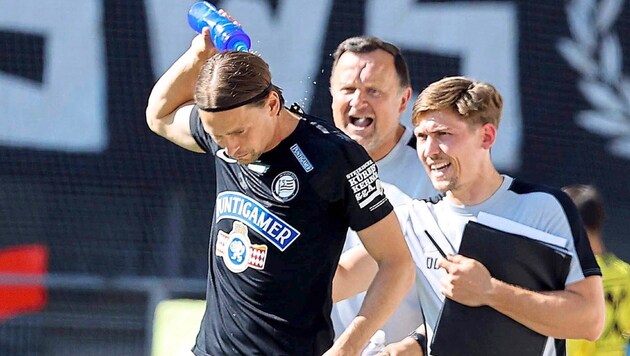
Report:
0,0,628,354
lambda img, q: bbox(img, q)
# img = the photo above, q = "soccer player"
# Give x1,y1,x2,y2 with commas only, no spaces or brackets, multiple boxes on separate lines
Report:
145,25,414,355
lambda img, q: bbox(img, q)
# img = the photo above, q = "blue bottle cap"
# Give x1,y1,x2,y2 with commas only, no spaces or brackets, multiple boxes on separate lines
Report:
232,41,249,52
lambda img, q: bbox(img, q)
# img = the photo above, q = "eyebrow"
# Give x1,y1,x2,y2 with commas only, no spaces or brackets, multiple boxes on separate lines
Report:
416,125,450,134
221,127,245,136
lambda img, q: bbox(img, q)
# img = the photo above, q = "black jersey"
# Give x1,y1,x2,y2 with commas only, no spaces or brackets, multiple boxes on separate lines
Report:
189,105,393,356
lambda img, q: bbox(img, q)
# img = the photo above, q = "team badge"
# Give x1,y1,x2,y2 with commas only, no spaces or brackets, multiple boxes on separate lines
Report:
215,221,267,273
271,171,299,202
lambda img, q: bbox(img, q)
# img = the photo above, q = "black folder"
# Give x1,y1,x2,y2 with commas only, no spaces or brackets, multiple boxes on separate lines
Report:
430,221,572,356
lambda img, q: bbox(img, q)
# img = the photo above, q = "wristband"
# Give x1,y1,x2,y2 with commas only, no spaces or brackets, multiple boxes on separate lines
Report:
408,330,428,355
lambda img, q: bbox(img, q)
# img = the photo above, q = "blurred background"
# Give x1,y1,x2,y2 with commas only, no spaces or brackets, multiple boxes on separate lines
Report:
0,0,628,355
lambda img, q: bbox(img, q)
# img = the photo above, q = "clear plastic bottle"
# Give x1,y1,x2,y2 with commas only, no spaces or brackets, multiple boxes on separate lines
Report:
361,329,386,356
187,1,251,52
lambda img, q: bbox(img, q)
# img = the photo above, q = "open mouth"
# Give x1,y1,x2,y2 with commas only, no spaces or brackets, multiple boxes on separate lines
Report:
349,116,374,128
430,162,451,174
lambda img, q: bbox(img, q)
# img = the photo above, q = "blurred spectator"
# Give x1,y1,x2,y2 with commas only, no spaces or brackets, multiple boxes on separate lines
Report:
563,184,630,356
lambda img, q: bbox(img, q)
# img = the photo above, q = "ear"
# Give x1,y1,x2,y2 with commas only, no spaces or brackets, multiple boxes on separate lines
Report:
480,123,497,149
398,86,413,114
266,91,281,116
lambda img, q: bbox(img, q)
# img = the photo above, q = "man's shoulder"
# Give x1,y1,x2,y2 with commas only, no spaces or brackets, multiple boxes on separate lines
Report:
505,177,574,214
508,177,563,198
288,107,357,149
394,196,444,221
293,120,368,169
302,122,357,150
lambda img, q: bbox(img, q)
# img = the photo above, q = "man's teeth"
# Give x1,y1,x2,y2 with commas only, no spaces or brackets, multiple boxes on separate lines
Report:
350,117,373,127
431,162,449,170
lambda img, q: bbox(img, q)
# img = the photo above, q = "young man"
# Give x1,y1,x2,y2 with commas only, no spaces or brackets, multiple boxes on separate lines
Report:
563,184,630,356
334,76,605,355
329,36,434,344
145,27,413,355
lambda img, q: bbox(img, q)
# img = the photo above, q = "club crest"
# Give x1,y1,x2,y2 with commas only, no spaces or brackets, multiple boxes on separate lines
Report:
271,171,299,202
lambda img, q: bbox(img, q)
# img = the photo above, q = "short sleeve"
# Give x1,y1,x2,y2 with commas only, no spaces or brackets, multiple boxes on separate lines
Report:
552,191,602,283
189,106,214,154
339,141,393,231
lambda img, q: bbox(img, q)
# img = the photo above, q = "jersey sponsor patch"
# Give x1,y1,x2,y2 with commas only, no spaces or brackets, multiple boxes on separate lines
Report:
271,171,299,202
290,144,314,172
216,191,301,251
215,221,267,273
346,160,384,209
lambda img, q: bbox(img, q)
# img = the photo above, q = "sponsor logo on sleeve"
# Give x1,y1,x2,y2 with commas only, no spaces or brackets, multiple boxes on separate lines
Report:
272,171,299,202
290,144,314,172
215,191,301,251
346,160,385,209
215,221,267,273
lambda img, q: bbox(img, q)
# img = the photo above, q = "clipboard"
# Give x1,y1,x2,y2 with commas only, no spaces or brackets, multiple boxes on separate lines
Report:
430,221,572,356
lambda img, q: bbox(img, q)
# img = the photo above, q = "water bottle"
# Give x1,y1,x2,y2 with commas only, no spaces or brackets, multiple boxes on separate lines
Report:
361,329,386,356
187,1,251,52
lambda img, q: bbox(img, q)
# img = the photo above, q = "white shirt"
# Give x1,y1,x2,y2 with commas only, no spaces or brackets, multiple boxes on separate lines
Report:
331,127,436,344
396,175,600,355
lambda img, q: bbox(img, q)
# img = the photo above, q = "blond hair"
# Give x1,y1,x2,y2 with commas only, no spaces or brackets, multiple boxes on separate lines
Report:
412,76,502,127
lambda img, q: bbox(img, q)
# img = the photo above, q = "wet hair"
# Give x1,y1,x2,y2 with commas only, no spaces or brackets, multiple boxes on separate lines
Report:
412,76,503,128
331,36,410,88
194,51,285,112
561,184,605,232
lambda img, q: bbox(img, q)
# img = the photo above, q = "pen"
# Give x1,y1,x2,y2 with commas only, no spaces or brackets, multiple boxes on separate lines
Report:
424,230,447,258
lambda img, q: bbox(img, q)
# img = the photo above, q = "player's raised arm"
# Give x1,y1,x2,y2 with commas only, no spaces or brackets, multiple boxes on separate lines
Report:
145,27,217,152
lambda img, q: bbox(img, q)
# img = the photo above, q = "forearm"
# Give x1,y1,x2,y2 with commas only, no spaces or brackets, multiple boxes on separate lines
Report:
332,246,377,303
487,276,605,340
146,49,206,122
333,258,414,352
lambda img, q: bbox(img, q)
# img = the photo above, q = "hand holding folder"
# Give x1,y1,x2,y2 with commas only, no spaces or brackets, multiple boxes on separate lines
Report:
429,221,572,356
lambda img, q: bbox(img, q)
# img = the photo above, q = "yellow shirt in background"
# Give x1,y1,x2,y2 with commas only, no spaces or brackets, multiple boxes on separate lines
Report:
568,253,630,356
